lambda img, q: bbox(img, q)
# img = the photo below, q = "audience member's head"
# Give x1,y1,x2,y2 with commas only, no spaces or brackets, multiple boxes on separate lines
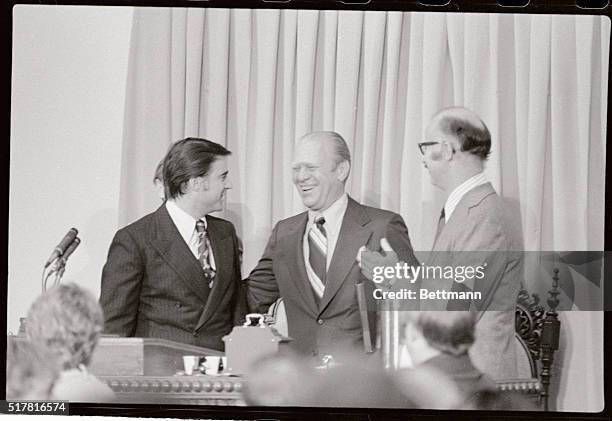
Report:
153,159,165,201
401,311,476,366
244,352,316,406
247,350,412,408
26,283,104,371
301,357,413,408
6,337,58,400
392,364,464,409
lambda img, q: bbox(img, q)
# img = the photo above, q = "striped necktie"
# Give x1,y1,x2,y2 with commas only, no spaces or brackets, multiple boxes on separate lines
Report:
308,216,327,296
195,220,216,289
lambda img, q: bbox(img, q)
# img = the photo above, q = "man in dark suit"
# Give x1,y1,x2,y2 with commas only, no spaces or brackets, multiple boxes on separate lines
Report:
100,138,246,351
360,107,522,379
247,131,418,357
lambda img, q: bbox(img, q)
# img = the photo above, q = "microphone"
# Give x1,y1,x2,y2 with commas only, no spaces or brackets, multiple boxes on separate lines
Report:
60,237,81,263
44,228,78,268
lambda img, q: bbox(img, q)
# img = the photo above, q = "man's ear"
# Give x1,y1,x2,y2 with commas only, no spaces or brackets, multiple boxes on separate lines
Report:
336,160,350,182
191,176,209,192
442,140,457,161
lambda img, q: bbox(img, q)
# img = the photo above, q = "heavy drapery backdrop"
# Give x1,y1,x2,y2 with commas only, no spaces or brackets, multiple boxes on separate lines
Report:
120,9,608,411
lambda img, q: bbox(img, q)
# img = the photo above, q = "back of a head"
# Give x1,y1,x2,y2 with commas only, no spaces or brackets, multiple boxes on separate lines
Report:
393,364,464,409
163,137,231,200
6,337,58,400
433,107,491,160
304,362,411,408
26,283,104,370
415,311,477,356
243,353,314,406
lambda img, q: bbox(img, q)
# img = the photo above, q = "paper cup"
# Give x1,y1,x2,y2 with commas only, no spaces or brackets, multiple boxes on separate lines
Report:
204,356,221,375
183,355,201,375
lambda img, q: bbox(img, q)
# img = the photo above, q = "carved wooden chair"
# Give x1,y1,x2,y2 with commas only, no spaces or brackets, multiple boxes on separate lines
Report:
496,268,562,411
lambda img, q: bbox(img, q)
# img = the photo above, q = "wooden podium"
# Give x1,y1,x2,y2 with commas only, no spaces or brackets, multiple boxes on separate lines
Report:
90,337,246,405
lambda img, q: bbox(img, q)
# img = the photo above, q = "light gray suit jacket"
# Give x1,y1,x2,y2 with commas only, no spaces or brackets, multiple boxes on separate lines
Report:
426,183,522,380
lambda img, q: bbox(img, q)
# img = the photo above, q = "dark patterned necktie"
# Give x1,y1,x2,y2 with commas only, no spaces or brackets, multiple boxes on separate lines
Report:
308,216,327,290
195,220,216,288
434,208,446,242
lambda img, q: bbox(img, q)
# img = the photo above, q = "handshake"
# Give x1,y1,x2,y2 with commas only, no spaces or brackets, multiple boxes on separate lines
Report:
356,238,401,287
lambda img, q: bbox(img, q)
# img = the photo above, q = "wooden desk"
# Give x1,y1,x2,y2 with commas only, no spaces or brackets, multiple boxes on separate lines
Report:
99,374,245,405
90,337,245,405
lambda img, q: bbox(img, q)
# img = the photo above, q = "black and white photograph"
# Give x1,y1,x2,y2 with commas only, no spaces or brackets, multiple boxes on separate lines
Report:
7,4,609,414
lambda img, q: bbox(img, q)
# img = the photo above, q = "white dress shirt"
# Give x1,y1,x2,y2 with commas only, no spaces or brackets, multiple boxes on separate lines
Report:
166,200,216,270
443,172,488,223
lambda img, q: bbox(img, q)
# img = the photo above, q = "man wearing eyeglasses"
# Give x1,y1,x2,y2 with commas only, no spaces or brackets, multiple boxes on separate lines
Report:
360,107,522,380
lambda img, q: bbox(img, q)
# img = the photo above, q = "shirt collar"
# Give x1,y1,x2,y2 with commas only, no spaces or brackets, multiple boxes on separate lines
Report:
166,200,206,244
443,172,488,222
308,193,349,235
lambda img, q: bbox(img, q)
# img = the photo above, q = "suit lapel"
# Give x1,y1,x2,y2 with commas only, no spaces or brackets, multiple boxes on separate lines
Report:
149,205,210,304
433,183,496,251
278,213,319,316
319,198,372,313
196,217,233,330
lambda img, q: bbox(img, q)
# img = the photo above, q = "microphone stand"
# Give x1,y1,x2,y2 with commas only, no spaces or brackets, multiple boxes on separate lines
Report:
41,257,67,292
41,238,80,292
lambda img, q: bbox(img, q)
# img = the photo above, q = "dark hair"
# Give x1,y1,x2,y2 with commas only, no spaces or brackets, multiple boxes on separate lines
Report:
438,115,491,160
153,159,164,183
415,311,476,356
163,138,231,200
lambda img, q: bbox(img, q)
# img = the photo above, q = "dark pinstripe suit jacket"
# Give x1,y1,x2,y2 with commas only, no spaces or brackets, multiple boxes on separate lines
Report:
99,204,246,351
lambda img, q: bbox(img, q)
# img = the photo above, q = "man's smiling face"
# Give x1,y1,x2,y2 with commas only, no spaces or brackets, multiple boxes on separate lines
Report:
292,136,346,212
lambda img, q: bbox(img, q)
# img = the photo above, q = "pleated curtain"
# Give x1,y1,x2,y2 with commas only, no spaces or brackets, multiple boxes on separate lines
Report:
120,10,608,410
121,10,608,269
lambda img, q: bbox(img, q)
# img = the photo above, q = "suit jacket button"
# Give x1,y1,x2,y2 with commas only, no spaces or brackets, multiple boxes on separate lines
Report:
317,319,324,325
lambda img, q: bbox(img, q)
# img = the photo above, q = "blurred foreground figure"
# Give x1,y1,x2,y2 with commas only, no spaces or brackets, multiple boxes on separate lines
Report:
6,337,58,400
395,311,495,407
26,283,115,402
245,351,452,408
244,353,318,406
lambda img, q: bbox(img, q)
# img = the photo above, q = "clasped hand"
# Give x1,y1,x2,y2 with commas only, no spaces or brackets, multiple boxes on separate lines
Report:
356,238,400,288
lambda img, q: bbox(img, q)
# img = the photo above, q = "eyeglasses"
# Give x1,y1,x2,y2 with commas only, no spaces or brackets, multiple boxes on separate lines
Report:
417,141,441,155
